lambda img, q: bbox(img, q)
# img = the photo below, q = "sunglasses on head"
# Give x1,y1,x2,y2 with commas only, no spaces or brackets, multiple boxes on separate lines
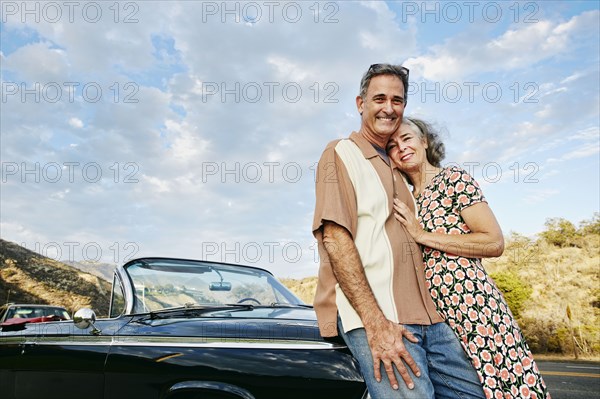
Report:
368,64,409,80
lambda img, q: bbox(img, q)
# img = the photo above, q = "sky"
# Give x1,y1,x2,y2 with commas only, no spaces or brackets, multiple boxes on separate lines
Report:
1,1,599,278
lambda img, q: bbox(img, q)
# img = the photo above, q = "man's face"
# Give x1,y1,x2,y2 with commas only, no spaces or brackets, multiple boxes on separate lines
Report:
357,74,406,140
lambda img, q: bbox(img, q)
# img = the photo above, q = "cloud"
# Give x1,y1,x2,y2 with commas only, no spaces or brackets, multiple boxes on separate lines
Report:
3,41,69,82
548,145,600,163
164,119,211,164
68,117,83,128
142,174,171,193
1,2,598,277
557,143,600,161
523,189,560,205
404,10,600,80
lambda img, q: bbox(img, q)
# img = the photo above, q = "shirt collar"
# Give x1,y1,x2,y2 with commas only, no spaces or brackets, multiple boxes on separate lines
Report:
349,131,379,159
349,131,390,165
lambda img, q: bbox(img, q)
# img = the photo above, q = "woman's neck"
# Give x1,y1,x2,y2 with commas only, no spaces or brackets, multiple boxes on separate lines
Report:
405,163,441,197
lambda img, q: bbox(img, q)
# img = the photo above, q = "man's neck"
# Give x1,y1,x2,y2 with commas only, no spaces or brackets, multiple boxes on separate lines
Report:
358,128,389,148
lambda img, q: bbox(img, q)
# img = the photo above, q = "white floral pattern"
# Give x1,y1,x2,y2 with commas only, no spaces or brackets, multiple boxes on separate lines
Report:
417,167,550,399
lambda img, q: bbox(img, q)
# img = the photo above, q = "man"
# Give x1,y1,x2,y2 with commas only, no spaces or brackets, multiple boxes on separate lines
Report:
312,64,485,398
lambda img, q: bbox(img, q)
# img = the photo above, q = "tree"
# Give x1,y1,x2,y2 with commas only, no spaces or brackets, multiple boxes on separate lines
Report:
540,217,578,247
579,213,600,236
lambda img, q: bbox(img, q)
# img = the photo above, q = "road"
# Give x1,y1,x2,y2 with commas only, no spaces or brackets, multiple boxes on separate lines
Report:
539,360,599,398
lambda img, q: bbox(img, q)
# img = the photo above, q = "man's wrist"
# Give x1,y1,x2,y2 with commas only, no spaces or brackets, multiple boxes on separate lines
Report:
362,311,387,330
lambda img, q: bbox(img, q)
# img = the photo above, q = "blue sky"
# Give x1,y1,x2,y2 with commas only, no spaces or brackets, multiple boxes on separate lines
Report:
1,1,598,277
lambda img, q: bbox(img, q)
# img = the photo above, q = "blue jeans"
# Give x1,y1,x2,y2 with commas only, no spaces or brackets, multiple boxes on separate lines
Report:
338,318,485,399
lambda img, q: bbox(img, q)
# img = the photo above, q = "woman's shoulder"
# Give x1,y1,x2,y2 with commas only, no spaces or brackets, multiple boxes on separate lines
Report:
440,165,479,185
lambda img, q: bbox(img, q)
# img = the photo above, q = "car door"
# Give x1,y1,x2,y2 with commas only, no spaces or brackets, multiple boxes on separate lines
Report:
6,318,126,399
0,328,29,399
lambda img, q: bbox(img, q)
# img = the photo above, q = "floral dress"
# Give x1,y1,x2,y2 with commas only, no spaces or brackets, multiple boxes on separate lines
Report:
416,167,550,399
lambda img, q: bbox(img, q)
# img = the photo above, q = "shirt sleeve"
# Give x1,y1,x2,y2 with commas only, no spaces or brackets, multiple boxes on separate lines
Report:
312,140,357,239
449,167,487,213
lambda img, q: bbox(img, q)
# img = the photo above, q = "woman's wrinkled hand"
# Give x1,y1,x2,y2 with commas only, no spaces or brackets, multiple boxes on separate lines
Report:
393,199,425,243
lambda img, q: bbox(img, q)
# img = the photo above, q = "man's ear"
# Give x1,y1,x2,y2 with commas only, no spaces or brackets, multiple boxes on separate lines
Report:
356,95,364,115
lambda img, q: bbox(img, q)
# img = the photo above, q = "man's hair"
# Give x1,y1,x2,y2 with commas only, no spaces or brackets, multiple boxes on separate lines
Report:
359,63,410,101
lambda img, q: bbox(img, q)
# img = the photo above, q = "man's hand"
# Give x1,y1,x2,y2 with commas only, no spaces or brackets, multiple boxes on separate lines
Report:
322,221,422,389
365,319,421,390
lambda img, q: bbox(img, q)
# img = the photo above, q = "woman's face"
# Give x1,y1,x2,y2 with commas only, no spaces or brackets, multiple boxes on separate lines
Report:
387,123,429,171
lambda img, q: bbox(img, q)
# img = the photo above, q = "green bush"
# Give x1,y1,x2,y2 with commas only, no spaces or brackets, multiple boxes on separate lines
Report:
490,271,532,319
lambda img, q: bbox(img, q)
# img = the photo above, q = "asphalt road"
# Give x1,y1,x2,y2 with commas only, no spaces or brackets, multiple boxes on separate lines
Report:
539,360,600,399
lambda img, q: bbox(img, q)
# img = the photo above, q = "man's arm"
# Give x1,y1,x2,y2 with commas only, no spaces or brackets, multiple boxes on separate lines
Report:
322,220,421,391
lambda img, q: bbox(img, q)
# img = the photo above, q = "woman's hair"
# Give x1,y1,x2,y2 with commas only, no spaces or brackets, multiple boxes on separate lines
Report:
402,117,445,167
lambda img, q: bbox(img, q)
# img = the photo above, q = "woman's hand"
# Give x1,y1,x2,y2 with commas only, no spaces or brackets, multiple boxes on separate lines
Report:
393,199,424,243
393,199,505,258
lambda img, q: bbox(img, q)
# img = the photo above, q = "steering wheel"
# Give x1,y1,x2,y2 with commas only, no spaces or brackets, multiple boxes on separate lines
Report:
237,297,261,305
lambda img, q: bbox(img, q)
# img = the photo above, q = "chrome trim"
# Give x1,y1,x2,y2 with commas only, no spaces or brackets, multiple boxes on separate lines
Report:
112,336,343,350
0,336,36,344
20,336,114,345
16,335,346,350
108,272,125,318
115,266,135,315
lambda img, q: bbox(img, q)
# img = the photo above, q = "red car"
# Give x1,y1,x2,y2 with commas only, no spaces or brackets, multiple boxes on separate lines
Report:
0,303,71,330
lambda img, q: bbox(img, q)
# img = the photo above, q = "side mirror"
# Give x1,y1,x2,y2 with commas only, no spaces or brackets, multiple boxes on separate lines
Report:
73,308,101,335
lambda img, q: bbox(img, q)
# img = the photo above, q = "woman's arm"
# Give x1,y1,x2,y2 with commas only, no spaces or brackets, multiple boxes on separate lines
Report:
393,199,505,258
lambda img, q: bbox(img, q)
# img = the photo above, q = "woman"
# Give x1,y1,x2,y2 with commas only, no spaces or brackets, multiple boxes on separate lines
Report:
387,118,550,399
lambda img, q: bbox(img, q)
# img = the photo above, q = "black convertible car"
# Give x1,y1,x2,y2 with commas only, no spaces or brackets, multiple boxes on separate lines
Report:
0,257,367,399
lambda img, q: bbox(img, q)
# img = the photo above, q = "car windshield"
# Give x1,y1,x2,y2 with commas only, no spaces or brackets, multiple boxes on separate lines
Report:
125,259,304,313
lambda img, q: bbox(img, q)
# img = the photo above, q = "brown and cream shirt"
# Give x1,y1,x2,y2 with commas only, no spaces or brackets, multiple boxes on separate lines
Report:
312,131,443,337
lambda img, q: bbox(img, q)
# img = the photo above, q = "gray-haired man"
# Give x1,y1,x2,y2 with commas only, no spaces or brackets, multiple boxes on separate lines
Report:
312,63,485,398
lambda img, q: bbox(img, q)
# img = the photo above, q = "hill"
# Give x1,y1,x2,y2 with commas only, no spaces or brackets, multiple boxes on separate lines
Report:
483,226,599,356
0,239,112,317
63,260,115,283
280,276,318,305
